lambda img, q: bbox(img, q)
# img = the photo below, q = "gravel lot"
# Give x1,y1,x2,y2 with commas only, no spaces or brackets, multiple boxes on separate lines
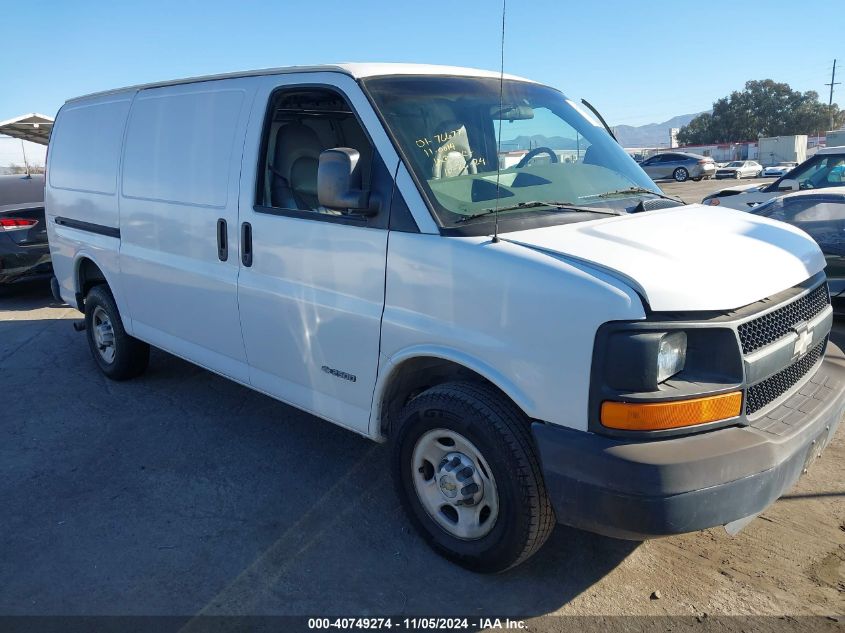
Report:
1,180,842,629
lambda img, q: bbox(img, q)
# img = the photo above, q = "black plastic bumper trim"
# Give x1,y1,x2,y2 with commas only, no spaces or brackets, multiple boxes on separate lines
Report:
532,341,845,540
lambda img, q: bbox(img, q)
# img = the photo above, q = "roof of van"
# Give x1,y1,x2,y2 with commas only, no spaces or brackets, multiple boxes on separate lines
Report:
66,63,537,103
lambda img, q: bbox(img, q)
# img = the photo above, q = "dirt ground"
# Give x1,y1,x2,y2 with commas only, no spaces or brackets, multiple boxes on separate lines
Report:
1,231,843,632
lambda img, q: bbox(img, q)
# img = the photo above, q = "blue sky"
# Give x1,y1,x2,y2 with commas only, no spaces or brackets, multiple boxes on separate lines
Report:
1,0,842,129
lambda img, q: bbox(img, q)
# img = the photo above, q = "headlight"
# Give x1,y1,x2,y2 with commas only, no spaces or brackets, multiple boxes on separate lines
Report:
592,323,744,435
604,330,688,391
657,331,687,383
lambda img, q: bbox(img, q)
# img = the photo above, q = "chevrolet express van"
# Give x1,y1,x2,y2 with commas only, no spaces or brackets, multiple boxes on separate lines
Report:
46,64,845,572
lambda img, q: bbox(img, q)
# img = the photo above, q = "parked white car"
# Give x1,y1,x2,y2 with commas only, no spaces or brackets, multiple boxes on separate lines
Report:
703,147,845,210
45,64,844,572
762,162,798,178
715,160,763,179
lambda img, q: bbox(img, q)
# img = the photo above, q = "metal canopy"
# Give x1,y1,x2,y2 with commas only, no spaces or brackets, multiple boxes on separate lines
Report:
0,113,54,146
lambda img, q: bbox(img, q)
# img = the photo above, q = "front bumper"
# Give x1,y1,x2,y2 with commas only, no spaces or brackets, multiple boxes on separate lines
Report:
532,341,845,540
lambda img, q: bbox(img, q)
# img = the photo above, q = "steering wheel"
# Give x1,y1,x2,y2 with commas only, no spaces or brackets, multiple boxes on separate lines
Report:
515,147,559,169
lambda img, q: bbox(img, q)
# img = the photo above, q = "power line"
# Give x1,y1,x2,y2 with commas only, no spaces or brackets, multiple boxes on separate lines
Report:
825,59,840,130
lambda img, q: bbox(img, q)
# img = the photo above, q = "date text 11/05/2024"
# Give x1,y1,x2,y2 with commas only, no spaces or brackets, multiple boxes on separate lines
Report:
307,617,527,630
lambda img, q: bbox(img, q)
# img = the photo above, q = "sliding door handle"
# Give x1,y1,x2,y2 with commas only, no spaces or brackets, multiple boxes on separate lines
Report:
217,218,228,261
241,222,253,267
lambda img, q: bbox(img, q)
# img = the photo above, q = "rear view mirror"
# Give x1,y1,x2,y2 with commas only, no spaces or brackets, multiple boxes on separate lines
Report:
317,148,378,215
778,178,799,192
491,104,534,120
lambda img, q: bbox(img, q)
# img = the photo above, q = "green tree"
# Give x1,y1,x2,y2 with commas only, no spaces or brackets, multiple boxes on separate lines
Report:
677,80,845,145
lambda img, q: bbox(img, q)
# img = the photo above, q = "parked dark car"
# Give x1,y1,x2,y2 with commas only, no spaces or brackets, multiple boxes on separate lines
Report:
750,190,845,313
0,173,51,285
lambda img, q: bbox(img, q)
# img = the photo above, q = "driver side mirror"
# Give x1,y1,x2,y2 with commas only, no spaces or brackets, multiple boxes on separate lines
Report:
317,148,378,216
778,178,799,192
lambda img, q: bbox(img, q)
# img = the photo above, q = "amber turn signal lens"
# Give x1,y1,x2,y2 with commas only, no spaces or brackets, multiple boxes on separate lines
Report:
600,391,742,431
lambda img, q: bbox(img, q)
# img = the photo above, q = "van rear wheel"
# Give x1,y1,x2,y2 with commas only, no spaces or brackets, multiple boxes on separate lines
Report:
392,381,555,573
84,285,149,380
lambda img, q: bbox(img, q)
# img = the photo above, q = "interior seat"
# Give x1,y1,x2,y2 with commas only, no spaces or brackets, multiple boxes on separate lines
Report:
271,122,324,209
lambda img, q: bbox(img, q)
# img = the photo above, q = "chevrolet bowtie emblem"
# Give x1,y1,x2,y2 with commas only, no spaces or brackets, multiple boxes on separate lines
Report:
792,321,813,358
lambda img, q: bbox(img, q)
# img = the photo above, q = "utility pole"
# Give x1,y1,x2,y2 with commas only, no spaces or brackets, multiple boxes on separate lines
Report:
20,140,31,178
825,59,840,131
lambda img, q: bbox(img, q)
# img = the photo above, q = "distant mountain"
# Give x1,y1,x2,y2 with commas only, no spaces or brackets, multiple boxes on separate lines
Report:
500,112,708,152
502,135,585,151
613,112,706,148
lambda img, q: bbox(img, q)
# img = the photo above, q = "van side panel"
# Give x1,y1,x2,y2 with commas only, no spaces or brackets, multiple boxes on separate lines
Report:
118,79,255,382
376,233,646,434
46,94,133,317
236,73,393,435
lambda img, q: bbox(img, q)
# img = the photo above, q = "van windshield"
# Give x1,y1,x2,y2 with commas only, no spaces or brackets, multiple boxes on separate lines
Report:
362,76,657,230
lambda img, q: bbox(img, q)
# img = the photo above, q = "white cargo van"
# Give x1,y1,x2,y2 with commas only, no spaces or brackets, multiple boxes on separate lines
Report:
46,64,844,572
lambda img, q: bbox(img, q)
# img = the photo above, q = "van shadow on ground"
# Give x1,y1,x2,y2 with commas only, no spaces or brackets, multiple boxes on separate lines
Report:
0,285,636,623
0,278,64,311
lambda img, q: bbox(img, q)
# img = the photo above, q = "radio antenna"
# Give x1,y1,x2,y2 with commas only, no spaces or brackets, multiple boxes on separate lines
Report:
492,0,506,244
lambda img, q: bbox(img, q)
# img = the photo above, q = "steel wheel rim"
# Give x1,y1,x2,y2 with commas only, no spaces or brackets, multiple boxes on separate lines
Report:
92,305,116,364
411,428,499,540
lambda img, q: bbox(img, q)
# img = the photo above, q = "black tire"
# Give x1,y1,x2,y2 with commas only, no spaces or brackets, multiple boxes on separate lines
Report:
691,176,702,182
84,284,149,380
392,381,555,573
673,167,689,182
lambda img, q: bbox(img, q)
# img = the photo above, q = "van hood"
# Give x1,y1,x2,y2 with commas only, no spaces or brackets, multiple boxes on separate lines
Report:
501,204,825,312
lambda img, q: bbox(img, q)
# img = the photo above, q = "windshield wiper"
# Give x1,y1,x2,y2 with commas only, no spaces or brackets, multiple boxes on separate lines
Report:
455,201,621,224
586,187,683,203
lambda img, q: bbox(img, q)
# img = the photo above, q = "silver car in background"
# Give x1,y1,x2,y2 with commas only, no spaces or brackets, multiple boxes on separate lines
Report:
638,151,716,182
715,160,763,179
762,162,798,177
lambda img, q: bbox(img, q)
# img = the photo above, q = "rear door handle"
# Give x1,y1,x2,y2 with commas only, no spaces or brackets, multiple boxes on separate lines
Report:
241,222,253,267
217,218,228,261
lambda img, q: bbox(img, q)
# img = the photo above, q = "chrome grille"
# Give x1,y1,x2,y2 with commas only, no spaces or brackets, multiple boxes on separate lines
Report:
737,283,829,355
745,339,826,415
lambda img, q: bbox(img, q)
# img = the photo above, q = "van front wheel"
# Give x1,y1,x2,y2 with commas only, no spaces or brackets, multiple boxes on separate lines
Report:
84,285,149,380
392,382,555,573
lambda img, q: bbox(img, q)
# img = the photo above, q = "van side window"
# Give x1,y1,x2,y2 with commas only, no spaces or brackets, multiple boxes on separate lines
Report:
257,88,374,214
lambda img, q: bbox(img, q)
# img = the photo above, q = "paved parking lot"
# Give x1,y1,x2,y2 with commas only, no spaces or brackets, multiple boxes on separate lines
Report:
1,184,843,628
661,176,771,205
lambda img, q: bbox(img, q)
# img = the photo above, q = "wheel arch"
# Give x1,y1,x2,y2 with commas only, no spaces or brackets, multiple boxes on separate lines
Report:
72,253,111,309
370,346,536,441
